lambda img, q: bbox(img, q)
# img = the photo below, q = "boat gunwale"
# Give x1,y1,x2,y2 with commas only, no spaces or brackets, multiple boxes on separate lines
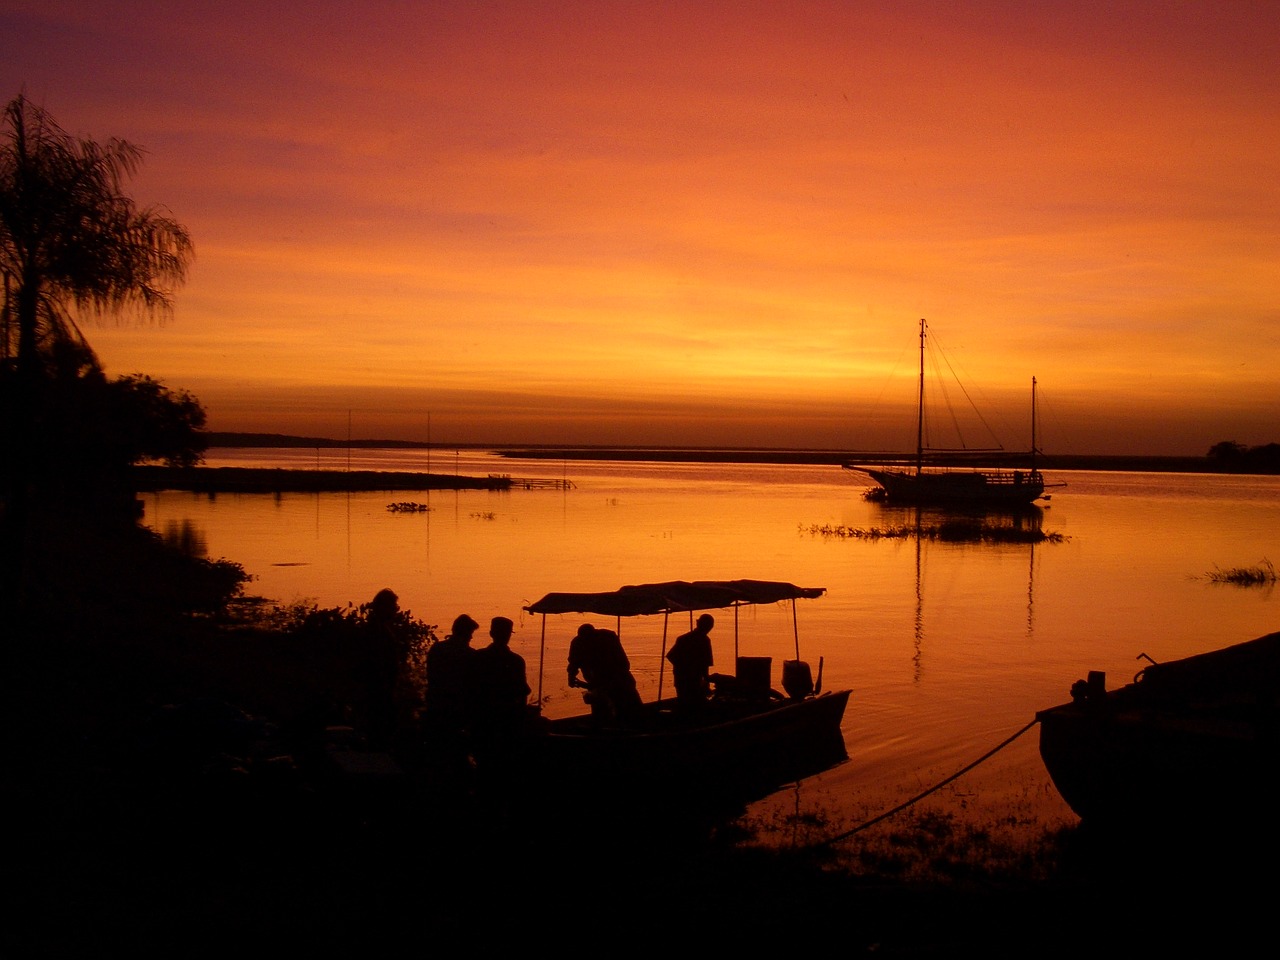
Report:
543,688,851,743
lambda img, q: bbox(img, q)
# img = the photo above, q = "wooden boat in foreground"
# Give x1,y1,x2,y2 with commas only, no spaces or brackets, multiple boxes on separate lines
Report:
1036,631,1280,825
520,579,852,802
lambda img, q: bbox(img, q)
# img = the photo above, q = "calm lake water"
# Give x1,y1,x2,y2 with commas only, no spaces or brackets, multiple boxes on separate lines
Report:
140,450,1279,848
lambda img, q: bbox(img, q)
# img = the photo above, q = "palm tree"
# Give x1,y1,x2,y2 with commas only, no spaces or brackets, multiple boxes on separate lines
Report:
2,93,196,562
1,93,193,380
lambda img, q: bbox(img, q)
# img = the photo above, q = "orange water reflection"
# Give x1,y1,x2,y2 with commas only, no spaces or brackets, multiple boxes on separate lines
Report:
142,453,1280,843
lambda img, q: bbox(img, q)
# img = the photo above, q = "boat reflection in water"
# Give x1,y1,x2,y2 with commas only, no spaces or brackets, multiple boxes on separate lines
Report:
818,501,1050,680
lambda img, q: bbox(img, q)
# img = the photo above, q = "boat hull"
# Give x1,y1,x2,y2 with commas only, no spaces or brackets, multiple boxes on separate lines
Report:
525,689,851,805
1036,631,1280,825
865,467,1045,507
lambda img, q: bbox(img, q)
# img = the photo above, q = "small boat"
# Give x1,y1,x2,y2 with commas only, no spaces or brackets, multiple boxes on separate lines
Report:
1036,631,1280,825
843,319,1055,507
519,579,851,803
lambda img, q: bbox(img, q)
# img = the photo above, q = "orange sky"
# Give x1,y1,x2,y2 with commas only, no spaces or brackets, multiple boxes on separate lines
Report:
4,1,1277,455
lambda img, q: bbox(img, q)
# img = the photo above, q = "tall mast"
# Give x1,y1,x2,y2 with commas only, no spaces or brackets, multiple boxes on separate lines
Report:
1030,376,1038,474
915,318,926,476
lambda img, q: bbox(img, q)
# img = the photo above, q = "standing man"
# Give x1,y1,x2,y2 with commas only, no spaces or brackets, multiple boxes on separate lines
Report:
358,587,406,748
424,613,480,782
470,616,531,736
469,616,531,789
666,613,715,712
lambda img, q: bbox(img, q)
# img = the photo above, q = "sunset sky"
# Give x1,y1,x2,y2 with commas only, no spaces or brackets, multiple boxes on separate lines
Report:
3,1,1277,455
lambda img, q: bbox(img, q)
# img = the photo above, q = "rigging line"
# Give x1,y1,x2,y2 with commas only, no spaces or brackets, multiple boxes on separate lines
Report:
814,717,1042,849
927,326,1010,449
922,339,970,450
860,341,917,451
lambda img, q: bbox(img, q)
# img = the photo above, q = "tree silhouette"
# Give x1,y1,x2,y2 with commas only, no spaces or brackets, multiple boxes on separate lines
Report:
1207,440,1280,474
1206,441,1246,462
2,93,195,515
1,89,203,629
1,93,193,378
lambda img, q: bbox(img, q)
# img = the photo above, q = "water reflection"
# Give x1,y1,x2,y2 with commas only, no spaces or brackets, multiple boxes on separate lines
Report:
138,459,1280,840
871,500,1047,535
160,519,206,558
913,533,923,681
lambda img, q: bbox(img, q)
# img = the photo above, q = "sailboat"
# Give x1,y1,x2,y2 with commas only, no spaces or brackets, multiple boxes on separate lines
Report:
843,319,1050,508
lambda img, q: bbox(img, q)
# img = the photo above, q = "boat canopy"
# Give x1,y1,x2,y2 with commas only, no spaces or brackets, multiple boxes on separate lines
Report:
524,579,825,618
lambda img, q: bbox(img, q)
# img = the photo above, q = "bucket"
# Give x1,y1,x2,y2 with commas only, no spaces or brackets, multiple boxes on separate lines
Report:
781,660,814,700
735,656,772,698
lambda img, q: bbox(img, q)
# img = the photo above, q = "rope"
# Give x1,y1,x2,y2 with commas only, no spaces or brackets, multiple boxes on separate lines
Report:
813,717,1041,849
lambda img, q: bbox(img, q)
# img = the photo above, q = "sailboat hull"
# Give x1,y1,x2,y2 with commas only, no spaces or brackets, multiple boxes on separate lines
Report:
864,467,1046,507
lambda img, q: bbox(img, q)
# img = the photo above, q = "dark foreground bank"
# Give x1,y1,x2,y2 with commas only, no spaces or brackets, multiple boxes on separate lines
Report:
11,737,1273,956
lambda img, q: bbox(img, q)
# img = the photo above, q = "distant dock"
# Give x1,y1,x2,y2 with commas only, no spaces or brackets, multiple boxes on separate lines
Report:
486,472,576,490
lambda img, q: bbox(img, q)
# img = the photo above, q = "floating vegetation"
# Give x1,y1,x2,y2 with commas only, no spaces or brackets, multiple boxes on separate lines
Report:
470,511,497,521
387,502,432,513
805,521,1067,544
1202,559,1276,586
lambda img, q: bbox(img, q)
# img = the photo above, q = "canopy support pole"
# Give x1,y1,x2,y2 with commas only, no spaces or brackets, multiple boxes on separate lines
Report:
792,598,800,661
657,611,671,701
537,613,546,707
734,603,740,663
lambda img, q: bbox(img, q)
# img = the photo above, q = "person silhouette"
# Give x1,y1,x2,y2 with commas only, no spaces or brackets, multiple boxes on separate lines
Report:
424,613,479,779
666,613,715,712
567,623,644,726
357,587,405,748
468,616,532,798
470,616,531,739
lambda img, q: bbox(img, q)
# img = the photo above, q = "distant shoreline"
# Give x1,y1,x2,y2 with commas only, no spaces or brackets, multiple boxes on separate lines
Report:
198,431,1275,476
132,465,515,493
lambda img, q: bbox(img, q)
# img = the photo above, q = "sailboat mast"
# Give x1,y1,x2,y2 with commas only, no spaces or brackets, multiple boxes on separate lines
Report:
1030,376,1038,475
916,318,926,475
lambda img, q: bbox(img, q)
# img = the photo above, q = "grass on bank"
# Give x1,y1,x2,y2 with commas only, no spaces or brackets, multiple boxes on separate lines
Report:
728,801,1074,889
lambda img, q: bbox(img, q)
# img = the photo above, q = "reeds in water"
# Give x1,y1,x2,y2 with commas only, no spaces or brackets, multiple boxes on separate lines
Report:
1204,558,1277,586
805,521,1066,544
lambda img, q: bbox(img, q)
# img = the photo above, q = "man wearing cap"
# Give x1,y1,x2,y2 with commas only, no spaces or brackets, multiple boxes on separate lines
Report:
425,613,479,741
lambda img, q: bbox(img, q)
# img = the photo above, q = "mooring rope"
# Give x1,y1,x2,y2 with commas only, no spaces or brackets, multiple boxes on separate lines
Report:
813,717,1042,849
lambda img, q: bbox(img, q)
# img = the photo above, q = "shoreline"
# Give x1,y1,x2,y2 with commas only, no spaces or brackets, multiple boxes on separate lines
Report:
148,450,1279,496
492,448,1241,473
199,433,1279,474
132,465,515,493
134,456,1271,496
